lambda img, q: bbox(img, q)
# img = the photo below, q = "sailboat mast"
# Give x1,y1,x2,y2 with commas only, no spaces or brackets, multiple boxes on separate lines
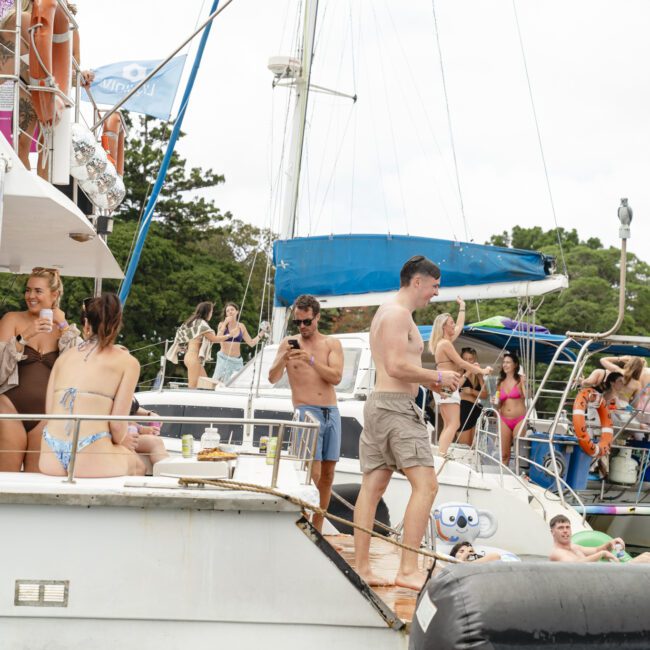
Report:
270,0,319,343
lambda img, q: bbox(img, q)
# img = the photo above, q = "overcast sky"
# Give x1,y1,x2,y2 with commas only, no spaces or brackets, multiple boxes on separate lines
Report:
78,0,650,263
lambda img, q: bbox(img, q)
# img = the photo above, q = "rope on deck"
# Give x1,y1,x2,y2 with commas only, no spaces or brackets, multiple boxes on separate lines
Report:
177,476,458,564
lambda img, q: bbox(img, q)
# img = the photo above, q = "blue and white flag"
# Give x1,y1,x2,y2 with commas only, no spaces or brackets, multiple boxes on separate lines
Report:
83,56,187,121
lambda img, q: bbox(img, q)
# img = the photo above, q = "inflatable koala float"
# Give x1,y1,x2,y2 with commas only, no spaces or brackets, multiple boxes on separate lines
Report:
433,502,519,561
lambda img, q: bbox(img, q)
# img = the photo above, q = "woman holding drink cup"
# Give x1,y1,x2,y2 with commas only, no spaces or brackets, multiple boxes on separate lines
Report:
0,267,81,471
428,300,492,456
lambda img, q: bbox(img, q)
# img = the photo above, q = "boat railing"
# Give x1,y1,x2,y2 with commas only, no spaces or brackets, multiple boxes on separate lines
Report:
0,412,320,488
472,408,549,520
474,410,587,522
477,404,650,513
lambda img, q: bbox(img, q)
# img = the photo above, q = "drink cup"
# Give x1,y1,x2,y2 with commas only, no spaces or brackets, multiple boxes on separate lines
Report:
614,543,625,559
39,308,53,332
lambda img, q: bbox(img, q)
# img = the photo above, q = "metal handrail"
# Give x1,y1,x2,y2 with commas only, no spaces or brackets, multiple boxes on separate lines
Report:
0,412,319,485
519,454,588,524
475,406,504,483
471,445,548,521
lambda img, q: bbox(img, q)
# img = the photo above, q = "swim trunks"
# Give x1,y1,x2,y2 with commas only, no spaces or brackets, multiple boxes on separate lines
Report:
359,392,434,473
295,405,341,461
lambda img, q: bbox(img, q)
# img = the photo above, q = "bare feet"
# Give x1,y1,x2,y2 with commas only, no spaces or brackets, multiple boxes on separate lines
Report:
358,571,394,587
395,570,428,591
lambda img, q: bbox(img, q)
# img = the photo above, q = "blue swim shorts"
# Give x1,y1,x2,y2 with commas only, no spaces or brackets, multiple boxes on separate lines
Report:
295,405,341,462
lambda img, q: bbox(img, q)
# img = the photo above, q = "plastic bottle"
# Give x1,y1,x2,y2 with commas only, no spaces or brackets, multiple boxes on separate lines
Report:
200,427,220,451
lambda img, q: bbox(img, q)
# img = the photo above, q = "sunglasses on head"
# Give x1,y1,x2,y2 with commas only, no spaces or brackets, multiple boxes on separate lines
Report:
292,318,314,327
461,347,477,355
32,267,59,274
80,297,95,322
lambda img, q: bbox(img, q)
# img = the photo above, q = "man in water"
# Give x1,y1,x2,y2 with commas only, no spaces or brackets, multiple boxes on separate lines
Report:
353,255,460,590
549,514,650,563
268,294,344,533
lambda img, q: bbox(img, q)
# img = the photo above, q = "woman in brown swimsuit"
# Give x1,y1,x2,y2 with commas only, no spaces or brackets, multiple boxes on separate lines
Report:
0,268,80,471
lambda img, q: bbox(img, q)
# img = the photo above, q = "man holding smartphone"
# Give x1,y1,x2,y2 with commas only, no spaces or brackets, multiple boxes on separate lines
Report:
268,294,344,532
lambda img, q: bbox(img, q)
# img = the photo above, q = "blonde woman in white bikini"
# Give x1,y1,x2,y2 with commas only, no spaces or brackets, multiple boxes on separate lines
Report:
429,300,492,456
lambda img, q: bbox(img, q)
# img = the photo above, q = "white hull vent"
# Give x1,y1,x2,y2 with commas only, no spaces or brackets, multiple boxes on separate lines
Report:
14,580,69,607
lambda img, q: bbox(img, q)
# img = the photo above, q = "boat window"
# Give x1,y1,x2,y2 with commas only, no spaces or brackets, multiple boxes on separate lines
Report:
227,347,362,393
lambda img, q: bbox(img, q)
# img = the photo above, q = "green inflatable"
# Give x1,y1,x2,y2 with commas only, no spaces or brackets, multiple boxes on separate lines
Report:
572,530,632,562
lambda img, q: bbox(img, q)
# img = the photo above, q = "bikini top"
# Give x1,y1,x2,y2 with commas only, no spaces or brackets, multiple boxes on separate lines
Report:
461,376,479,391
223,324,244,343
499,383,523,401
54,387,114,436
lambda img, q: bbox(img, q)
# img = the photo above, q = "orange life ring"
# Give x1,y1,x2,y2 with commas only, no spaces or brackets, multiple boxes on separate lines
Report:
572,388,614,457
101,113,125,176
29,0,71,125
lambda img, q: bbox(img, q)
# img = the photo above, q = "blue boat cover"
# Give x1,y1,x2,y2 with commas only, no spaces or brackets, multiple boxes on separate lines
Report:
417,325,650,363
273,234,551,307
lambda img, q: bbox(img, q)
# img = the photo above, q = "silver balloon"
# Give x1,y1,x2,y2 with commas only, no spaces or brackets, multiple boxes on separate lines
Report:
70,123,97,166
80,160,118,196
71,144,108,182
90,176,126,211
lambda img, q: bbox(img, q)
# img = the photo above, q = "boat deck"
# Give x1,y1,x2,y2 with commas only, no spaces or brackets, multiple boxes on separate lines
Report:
326,534,442,625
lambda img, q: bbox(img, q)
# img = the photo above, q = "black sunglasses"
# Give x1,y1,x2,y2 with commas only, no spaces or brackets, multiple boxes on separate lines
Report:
292,318,314,327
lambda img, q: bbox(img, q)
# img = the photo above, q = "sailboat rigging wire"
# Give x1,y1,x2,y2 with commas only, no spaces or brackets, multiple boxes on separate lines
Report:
369,4,409,234
431,0,468,242
311,105,356,234
348,3,359,233
383,2,458,240
269,76,295,237
306,4,355,236
118,0,223,306
359,28,390,234
511,0,567,277
454,299,531,437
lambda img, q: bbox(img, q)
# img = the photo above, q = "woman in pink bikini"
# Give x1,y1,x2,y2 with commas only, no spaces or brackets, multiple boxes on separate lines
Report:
495,352,526,464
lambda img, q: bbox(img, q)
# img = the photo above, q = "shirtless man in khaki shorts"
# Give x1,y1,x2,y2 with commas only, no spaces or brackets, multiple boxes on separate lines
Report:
353,255,460,590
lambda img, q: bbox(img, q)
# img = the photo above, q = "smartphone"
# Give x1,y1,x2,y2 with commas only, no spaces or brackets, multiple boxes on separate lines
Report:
288,339,301,350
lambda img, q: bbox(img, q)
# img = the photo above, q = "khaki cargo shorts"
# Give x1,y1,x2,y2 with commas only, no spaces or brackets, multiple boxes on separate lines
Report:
359,392,434,473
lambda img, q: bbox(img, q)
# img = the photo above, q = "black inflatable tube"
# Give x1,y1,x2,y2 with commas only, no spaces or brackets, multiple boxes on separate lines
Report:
326,483,391,535
410,562,650,649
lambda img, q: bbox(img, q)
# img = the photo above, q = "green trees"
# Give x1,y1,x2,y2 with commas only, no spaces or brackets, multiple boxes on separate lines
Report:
418,226,650,337
119,114,230,242
0,114,273,386
108,115,274,384
2,111,648,388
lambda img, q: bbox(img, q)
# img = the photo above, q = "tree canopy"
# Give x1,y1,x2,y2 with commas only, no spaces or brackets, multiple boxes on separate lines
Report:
119,114,231,243
1,114,648,388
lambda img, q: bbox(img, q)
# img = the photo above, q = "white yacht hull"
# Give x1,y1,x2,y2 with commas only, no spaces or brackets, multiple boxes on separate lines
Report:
0,472,408,650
